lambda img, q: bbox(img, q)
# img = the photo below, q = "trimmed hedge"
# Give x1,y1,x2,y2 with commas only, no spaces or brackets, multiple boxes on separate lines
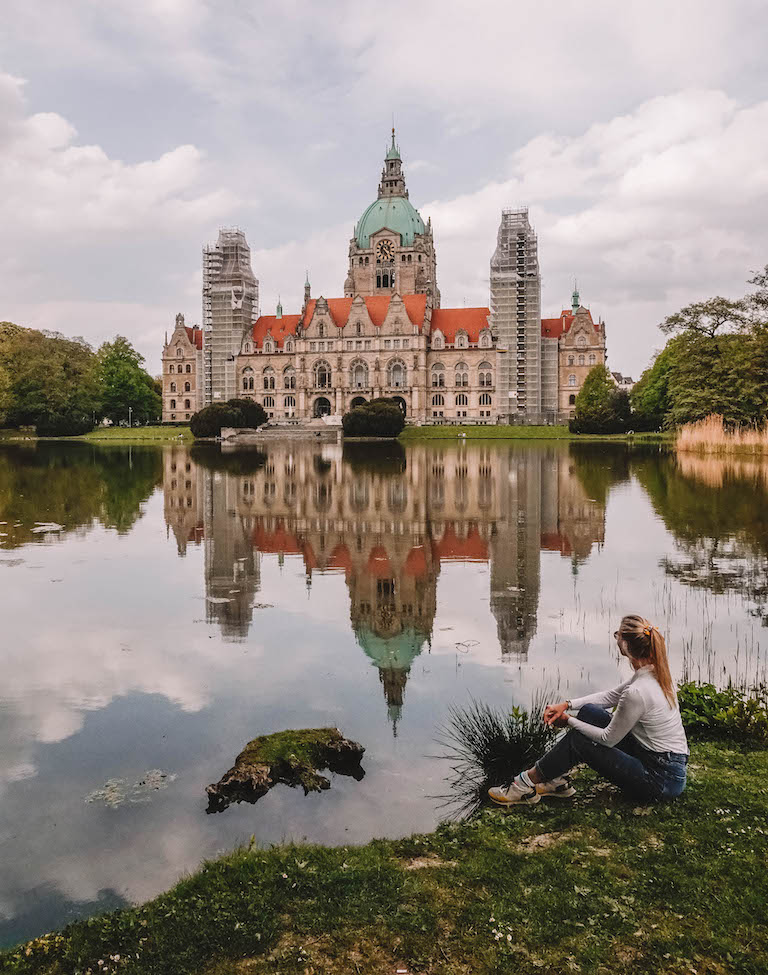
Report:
342,398,405,438
190,400,267,439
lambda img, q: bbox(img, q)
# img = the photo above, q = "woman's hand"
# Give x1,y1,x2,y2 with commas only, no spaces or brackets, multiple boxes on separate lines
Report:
543,701,570,727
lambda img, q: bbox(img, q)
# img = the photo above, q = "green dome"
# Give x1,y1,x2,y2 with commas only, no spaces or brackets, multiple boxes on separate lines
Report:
355,196,425,248
356,625,427,669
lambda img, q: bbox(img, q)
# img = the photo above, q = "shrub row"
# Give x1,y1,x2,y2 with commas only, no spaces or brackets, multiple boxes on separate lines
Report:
342,398,405,438
189,399,267,439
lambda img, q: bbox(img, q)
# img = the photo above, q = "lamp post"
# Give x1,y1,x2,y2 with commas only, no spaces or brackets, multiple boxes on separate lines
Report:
128,406,133,428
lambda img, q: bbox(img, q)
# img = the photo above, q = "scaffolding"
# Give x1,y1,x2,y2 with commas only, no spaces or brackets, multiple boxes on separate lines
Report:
202,228,259,405
490,208,541,419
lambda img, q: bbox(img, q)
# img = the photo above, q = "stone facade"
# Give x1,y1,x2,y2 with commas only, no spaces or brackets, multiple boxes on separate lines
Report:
161,313,203,422
162,134,608,425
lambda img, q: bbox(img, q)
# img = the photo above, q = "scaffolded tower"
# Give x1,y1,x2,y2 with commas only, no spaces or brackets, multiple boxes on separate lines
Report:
490,209,541,418
202,228,259,405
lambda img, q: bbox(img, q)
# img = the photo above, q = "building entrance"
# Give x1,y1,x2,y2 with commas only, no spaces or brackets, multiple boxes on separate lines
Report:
313,397,332,418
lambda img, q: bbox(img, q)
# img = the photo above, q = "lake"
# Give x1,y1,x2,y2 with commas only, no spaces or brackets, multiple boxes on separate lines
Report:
1,439,766,946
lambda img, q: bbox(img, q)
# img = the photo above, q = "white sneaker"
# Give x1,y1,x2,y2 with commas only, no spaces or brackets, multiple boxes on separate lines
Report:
536,775,576,799
488,780,541,806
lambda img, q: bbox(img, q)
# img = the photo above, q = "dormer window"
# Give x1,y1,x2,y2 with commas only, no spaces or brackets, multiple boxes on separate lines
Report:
432,331,444,350
285,339,294,353
244,343,251,353
265,338,274,353
455,331,468,349
479,330,492,349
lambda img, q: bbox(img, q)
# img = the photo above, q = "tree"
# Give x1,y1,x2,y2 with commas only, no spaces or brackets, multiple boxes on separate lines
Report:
569,366,628,434
189,399,266,439
660,296,748,339
342,398,405,438
97,336,161,425
4,329,100,432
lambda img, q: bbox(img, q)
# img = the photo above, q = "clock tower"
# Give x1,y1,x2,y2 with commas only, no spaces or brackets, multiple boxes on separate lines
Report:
344,129,440,306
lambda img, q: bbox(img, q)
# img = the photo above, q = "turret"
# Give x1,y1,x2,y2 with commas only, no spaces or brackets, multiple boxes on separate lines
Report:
572,283,580,315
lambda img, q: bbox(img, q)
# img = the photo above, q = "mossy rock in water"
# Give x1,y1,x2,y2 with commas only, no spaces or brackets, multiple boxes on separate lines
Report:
206,727,365,813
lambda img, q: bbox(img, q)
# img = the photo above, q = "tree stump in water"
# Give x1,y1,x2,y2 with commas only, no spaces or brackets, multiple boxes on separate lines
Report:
205,727,365,813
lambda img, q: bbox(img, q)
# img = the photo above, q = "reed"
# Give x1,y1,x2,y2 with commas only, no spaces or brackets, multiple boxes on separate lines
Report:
434,694,556,818
677,414,768,455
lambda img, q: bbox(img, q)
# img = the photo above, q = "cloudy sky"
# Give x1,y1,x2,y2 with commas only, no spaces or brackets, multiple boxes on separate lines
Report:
1,0,766,376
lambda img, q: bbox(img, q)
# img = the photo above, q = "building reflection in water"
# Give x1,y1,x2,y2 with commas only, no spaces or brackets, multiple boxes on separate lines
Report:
163,442,606,728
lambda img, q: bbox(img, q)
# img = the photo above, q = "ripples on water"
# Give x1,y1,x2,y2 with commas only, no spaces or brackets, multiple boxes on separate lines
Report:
0,439,766,945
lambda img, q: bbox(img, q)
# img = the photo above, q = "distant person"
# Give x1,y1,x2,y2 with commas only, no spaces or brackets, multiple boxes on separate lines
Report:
489,615,688,805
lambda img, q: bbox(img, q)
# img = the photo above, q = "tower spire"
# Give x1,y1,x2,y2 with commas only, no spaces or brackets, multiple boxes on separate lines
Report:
572,279,580,315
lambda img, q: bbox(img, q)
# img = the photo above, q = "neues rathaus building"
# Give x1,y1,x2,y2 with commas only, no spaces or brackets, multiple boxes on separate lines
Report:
161,132,607,424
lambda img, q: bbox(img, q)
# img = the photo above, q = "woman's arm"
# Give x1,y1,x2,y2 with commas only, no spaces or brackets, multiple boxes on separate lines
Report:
569,678,633,712
566,688,645,747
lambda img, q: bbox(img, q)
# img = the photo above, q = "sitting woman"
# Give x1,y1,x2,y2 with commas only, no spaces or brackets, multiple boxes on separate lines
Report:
489,615,689,806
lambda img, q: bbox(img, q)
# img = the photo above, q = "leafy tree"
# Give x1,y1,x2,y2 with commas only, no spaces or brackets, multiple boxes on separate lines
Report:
4,329,99,431
97,336,161,425
342,398,405,438
189,399,266,438
630,339,680,431
568,366,628,434
660,296,748,339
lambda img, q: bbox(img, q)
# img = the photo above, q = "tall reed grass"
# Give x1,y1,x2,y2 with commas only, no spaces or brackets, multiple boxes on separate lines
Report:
677,414,768,455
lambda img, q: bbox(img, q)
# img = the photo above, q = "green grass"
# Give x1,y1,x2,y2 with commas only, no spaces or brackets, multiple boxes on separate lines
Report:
0,426,192,443
399,425,671,442
3,741,767,975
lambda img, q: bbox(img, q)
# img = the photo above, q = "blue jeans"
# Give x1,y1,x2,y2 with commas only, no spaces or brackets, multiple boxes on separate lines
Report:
535,704,688,801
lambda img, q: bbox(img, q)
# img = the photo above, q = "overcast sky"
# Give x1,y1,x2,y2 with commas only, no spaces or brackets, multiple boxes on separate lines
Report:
1,0,766,376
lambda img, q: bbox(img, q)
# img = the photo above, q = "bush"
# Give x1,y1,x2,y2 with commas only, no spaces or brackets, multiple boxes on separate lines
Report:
342,398,405,438
678,682,768,743
226,398,268,430
189,399,267,439
35,412,95,437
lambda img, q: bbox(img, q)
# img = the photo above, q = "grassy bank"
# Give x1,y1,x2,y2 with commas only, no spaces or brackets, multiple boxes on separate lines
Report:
0,426,192,444
400,425,670,443
3,741,767,975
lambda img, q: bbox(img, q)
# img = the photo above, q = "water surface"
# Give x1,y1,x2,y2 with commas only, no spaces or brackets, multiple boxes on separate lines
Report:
1,439,766,946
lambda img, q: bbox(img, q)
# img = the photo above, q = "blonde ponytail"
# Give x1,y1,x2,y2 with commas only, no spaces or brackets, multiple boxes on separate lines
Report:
618,614,677,708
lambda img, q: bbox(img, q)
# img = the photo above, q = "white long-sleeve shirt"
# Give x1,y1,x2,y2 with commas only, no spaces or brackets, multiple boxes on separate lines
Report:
567,665,689,754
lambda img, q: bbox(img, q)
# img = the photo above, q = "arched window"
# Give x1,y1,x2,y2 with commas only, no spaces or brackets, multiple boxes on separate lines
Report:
431,362,445,387
264,338,274,353
431,331,444,350
588,353,596,365
432,393,445,406
454,362,468,387
578,354,585,366
285,338,294,353
479,330,492,349
186,364,191,373
388,359,406,388
568,374,576,387
184,399,191,409
170,399,176,409
184,382,191,392
455,330,468,349
244,343,251,353
567,355,574,366
263,367,275,390
264,395,275,408
314,360,332,388
283,366,296,389
456,393,468,406
318,323,325,337
569,394,576,405
176,348,183,357
479,361,493,387
577,334,587,349
242,367,254,391
169,364,174,374
479,392,492,406
284,395,296,414
170,382,176,393
350,360,369,388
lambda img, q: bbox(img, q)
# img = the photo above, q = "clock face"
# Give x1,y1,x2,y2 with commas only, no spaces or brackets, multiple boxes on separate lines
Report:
376,239,395,261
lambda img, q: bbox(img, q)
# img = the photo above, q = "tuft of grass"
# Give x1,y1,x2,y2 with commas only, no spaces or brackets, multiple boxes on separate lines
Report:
434,695,557,817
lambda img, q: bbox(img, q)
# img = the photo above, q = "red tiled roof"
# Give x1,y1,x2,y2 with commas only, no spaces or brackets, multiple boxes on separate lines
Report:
430,307,490,344
367,544,392,578
252,520,302,554
301,294,428,331
185,326,203,350
433,524,489,562
251,314,302,349
540,308,598,339
403,545,428,577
